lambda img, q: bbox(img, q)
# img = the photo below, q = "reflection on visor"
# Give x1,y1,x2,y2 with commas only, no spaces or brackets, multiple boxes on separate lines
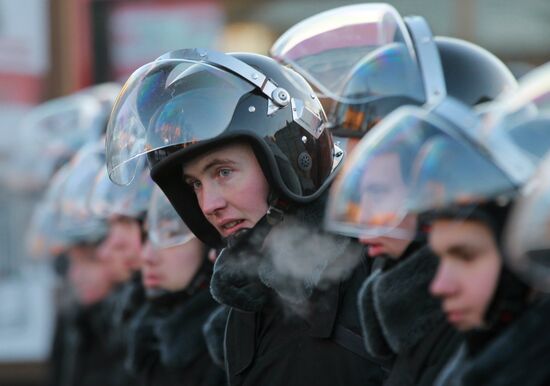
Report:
325,109,439,239
147,186,194,249
107,59,255,185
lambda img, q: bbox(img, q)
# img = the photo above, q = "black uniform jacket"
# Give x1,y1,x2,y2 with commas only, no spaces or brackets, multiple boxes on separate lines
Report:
224,255,388,386
435,295,550,386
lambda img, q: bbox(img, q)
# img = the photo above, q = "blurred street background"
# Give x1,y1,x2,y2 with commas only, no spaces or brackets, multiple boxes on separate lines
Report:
0,0,549,385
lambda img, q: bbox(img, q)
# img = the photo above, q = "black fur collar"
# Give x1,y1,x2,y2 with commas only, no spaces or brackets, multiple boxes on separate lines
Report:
126,288,218,372
359,246,445,358
155,289,218,367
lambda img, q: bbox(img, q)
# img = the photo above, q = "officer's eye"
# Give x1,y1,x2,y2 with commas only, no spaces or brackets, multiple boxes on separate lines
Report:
218,168,232,178
185,178,201,191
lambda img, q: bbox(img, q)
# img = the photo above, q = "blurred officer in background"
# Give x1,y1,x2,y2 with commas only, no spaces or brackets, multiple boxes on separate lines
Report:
105,48,388,385
424,63,550,386
88,157,155,386
327,59,550,385
270,3,516,153
285,4,516,385
33,142,123,386
125,186,225,386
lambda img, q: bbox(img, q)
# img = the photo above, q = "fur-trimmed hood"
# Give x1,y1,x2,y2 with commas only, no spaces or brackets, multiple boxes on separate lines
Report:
436,296,550,386
359,246,446,359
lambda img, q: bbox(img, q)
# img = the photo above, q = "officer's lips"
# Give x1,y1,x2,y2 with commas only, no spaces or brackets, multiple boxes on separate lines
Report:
444,307,467,328
367,242,385,257
218,219,246,237
143,273,162,288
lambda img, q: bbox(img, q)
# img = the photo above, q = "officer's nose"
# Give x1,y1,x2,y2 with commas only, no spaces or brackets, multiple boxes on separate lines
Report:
140,240,158,265
200,183,227,217
430,260,458,299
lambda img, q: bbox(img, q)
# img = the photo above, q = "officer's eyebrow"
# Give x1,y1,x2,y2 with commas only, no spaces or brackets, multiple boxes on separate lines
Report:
183,158,237,180
442,244,478,259
202,159,237,174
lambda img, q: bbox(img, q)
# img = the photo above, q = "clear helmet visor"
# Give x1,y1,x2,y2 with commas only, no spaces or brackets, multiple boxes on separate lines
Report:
89,164,153,219
325,106,516,239
325,107,439,240
270,3,423,106
106,57,255,185
505,153,550,292
479,62,550,162
147,186,195,249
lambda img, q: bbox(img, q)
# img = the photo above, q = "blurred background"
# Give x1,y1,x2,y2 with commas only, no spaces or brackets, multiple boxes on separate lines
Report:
0,0,549,385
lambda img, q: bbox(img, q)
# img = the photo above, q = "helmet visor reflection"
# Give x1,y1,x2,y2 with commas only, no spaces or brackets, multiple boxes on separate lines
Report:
325,107,441,239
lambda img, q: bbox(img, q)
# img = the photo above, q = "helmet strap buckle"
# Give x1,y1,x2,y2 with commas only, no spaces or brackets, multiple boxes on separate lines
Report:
266,197,292,226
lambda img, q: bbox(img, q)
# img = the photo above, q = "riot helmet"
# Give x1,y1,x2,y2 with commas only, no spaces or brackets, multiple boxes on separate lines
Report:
6,83,119,192
106,49,342,247
270,3,517,137
27,141,109,256
325,97,535,240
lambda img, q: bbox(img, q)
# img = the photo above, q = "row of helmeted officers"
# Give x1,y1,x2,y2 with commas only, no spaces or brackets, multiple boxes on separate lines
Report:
23,3,550,386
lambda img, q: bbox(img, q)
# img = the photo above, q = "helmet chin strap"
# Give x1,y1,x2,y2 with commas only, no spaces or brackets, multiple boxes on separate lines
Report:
266,191,292,226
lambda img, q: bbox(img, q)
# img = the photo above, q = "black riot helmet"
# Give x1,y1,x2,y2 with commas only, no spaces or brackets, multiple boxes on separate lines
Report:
270,3,517,137
329,36,518,137
106,49,343,247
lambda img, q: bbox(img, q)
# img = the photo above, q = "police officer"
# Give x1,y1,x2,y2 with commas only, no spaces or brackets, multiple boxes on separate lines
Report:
270,3,517,151
88,155,154,386
105,48,387,385
42,142,123,386
125,186,225,386
425,62,550,386
330,60,550,384
284,4,517,385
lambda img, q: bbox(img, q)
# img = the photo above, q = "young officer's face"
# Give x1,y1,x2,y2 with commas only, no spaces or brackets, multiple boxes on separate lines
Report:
183,142,270,238
429,219,502,331
140,237,204,292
